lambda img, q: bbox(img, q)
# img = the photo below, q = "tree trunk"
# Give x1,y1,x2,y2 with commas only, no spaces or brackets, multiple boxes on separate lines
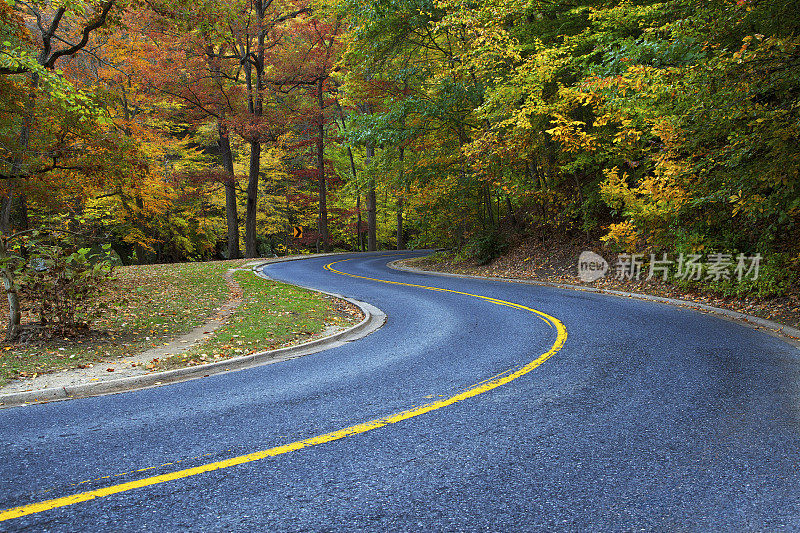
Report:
11,191,29,231
366,144,377,251
396,197,404,250
0,240,20,341
243,1,265,258
317,138,329,252
2,274,20,341
396,145,405,250
316,79,330,252
573,172,590,243
208,35,241,260
506,196,517,227
1,194,12,234
485,183,495,228
356,195,363,251
134,194,147,263
347,148,361,251
336,99,361,252
245,140,260,257
224,181,240,259
218,123,240,259
3,72,35,234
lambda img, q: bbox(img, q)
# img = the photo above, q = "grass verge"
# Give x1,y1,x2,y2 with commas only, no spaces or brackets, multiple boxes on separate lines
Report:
0,259,362,386
159,270,362,369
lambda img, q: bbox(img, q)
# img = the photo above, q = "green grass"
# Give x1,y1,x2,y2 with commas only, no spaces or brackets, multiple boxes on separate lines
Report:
0,259,361,386
161,270,362,369
98,260,249,334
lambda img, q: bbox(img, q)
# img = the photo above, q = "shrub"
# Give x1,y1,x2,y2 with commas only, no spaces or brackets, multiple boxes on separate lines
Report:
16,244,116,336
461,230,508,266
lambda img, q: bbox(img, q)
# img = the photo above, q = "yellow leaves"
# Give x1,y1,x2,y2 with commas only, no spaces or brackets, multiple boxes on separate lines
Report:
730,190,744,216
601,221,639,252
260,146,290,184
559,84,603,108
652,157,686,182
593,114,613,128
643,174,691,208
637,167,690,209
651,117,684,147
600,164,691,248
729,190,764,217
426,3,521,78
599,167,634,209
612,126,642,145
510,113,531,131
122,228,156,251
545,113,597,153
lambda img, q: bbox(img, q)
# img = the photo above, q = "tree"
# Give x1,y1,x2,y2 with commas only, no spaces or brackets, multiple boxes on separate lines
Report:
268,11,344,252
124,4,244,258
0,0,124,236
341,0,488,248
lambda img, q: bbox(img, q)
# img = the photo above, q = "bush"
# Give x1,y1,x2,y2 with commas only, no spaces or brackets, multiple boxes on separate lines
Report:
16,244,116,336
724,253,797,299
460,230,508,266
657,250,797,299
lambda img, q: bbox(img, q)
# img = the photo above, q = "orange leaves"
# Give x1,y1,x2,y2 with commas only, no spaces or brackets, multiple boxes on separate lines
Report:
600,220,639,252
650,117,684,148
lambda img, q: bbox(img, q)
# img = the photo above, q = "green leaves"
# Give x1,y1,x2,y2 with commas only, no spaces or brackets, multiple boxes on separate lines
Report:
13,242,117,336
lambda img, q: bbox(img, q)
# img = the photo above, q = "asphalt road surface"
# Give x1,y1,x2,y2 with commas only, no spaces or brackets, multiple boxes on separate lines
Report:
2,251,800,531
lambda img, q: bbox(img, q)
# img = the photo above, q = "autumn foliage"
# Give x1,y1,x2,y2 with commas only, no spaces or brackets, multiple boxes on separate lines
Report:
0,0,797,300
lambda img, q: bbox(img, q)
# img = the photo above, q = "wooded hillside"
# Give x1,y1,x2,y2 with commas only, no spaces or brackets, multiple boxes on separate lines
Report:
1,0,797,290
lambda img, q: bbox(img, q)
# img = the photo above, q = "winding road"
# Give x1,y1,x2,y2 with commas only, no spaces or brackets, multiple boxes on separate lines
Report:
2,251,800,531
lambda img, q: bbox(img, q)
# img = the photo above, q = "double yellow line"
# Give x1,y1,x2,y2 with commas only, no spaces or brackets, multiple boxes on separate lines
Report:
0,258,567,523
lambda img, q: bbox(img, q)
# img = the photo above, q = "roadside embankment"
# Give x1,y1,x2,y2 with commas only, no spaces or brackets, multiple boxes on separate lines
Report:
397,241,800,341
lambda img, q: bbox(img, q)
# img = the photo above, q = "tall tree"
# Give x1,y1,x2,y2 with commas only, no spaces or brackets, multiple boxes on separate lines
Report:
0,0,120,233
268,12,344,252
129,4,244,258
226,0,312,257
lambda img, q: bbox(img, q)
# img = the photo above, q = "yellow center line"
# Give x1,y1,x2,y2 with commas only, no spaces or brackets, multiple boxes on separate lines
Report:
0,256,567,523
325,258,556,328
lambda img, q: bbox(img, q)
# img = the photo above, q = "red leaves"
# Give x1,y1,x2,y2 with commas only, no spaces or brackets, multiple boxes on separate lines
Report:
291,168,322,180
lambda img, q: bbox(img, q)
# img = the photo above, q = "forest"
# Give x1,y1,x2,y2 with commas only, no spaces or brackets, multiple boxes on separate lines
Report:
1,1,798,307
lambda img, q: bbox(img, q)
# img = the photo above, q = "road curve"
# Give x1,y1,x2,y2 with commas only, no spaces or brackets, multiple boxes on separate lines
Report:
1,251,800,531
